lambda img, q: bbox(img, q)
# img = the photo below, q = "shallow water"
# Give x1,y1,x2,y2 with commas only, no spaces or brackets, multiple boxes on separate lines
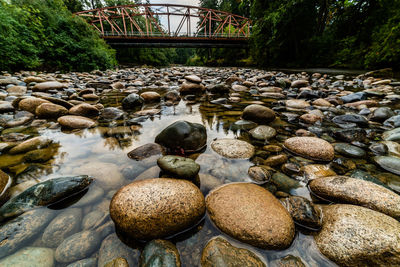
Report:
2,66,400,266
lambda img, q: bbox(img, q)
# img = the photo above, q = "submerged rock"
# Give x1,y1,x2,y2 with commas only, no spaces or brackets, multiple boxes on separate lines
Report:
157,155,200,179
121,93,144,109
98,234,139,267
374,156,400,175
280,196,322,230
0,247,54,267
127,143,164,161
140,239,181,267
0,175,93,220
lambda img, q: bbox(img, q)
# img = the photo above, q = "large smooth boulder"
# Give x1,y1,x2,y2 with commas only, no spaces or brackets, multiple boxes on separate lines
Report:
155,120,207,153
206,183,295,249
284,137,334,161
242,104,275,124
315,204,400,266
110,178,205,240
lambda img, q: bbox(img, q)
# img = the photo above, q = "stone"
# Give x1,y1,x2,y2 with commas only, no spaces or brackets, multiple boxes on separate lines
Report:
58,115,96,129
201,237,266,267
101,107,123,120
309,176,400,219
199,173,223,192
206,183,295,249
291,80,309,88
0,247,54,267
157,155,200,179
232,84,248,91
179,81,205,94
0,169,11,200
127,143,164,161
104,258,129,267
211,138,255,159
98,234,139,267
332,114,368,128
82,210,108,230
121,93,144,109
155,120,207,153
24,76,46,84
18,97,50,114
184,74,201,83
286,99,310,109
383,115,400,128
55,230,102,263
35,103,68,119
0,175,92,220
72,162,124,189
69,103,99,117
0,208,54,258
42,208,82,247
340,92,367,103
383,127,400,142
66,258,97,267
249,125,276,140
284,137,334,161
264,154,288,166
334,143,366,158
32,81,67,91
140,239,181,267
242,104,275,124
370,107,395,122
140,91,161,102
248,165,272,184
110,178,205,240
312,98,332,107
374,156,400,175
301,164,336,180
315,204,400,266
280,196,322,230
9,136,51,155
0,101,14,113
272,255,305,267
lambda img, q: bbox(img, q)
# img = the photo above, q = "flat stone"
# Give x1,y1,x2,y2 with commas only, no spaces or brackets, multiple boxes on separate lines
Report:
69,103,99,117
249,125,276,140
280,196,322,230
0,101,14,113
201,236,266,267
140,91,161,103
206,183,295,249
58,115,96,129
291,80,309,88
315,204,400,266
36,103,68,119
184,75,202,83
211,138,255,159
32,81,67,91
334,143,366,158
9,136,51,155
0,247,54,267
286,99,310,109
127,143,164,161
284,137,334,161
374,156,400,175
157,155,200,179
180,81,205,94
110,178,205,240
309,176,400,219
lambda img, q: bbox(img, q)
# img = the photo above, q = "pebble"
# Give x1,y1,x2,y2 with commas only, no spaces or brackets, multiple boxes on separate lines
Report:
58,115,96,129
242,104,276,124
211,138,255,159
249,125,276,140
284,137,334,161
0,247,54,267
140,239,181,267
157,155,200,179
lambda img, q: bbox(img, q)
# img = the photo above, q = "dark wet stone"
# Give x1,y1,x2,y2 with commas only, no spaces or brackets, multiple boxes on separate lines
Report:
383,127,400,142
157,155,200,179
370,107,395,122
101,107,123,120
23,146,58,163
98,234,139,267
248,165,272,184
121,93,144,109
332,128,366,142
340,92,367,103
280,196,322,230
155,120,207,153
374,156,400,175
332,114,368,128
272,255,306,267
334,143,366,158
66,258,97,267
201,237,265,267
230,120,257,131
0,175,93,220
0,208,54,258
383,115,400,128
270,172,300,193
369,143,388,155
0,101,14,113
55,230,102,263
164,90,181,102
349,169,391,190
140,239,181,267
330,157,356,174
81,209,107,230
127,143,164,161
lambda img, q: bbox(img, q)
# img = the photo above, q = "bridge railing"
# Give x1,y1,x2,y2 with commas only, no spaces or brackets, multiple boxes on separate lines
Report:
102,31,250,38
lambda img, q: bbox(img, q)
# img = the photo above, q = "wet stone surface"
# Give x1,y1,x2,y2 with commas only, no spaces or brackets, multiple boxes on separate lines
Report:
0,67,399,266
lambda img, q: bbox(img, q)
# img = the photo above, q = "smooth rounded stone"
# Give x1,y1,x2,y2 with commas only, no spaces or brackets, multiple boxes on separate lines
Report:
69,103,99,117
300,164,336,180
101,107,123,120
110,178,205,240
0,101,14,113
206,183,295,249
332,114,368,128
0,247,54,267
199,173,223,191
35,103,68,118
55,230,102,263
242,104,276,124
270,172,300,193
179,81,205,94
140,239,181,267
382,141,400,157
271,255,305,267
370,107,395,122
98,234,139,267
42,208,82,247
249,125,276,140
312,98,332,107
9,136,51,155
201,236,266,267
332,128,366,143
73,162,124,189
264,154,288,166
383,115,400,128
33,81,67,91
231,120,258,131
382,127,400,141
211,138,255,159
315,204,400,266
0,169,11,200
18,97,51,114
0,175,92,220
286,99,310,109
184,74,202,83
127,143,164,161
340,91,367,103
232,84,249,91
140,91,161,103
155,120,207,153
309,176,400,219
7,85,27,96
374,156,400,176
23,76,45,84
284,137,334,161
104,258,129,267
334,143,366,158
280,196,322,230
58,115,96,129
66,258,97,267
121,93,144,109
291,79,309,88
157,155,200,179
82,210,108,230
248,165,272,184
0,208,54,258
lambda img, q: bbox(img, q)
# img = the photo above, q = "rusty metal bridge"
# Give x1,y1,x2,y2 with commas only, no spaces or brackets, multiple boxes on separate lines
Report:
75,4,251,48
